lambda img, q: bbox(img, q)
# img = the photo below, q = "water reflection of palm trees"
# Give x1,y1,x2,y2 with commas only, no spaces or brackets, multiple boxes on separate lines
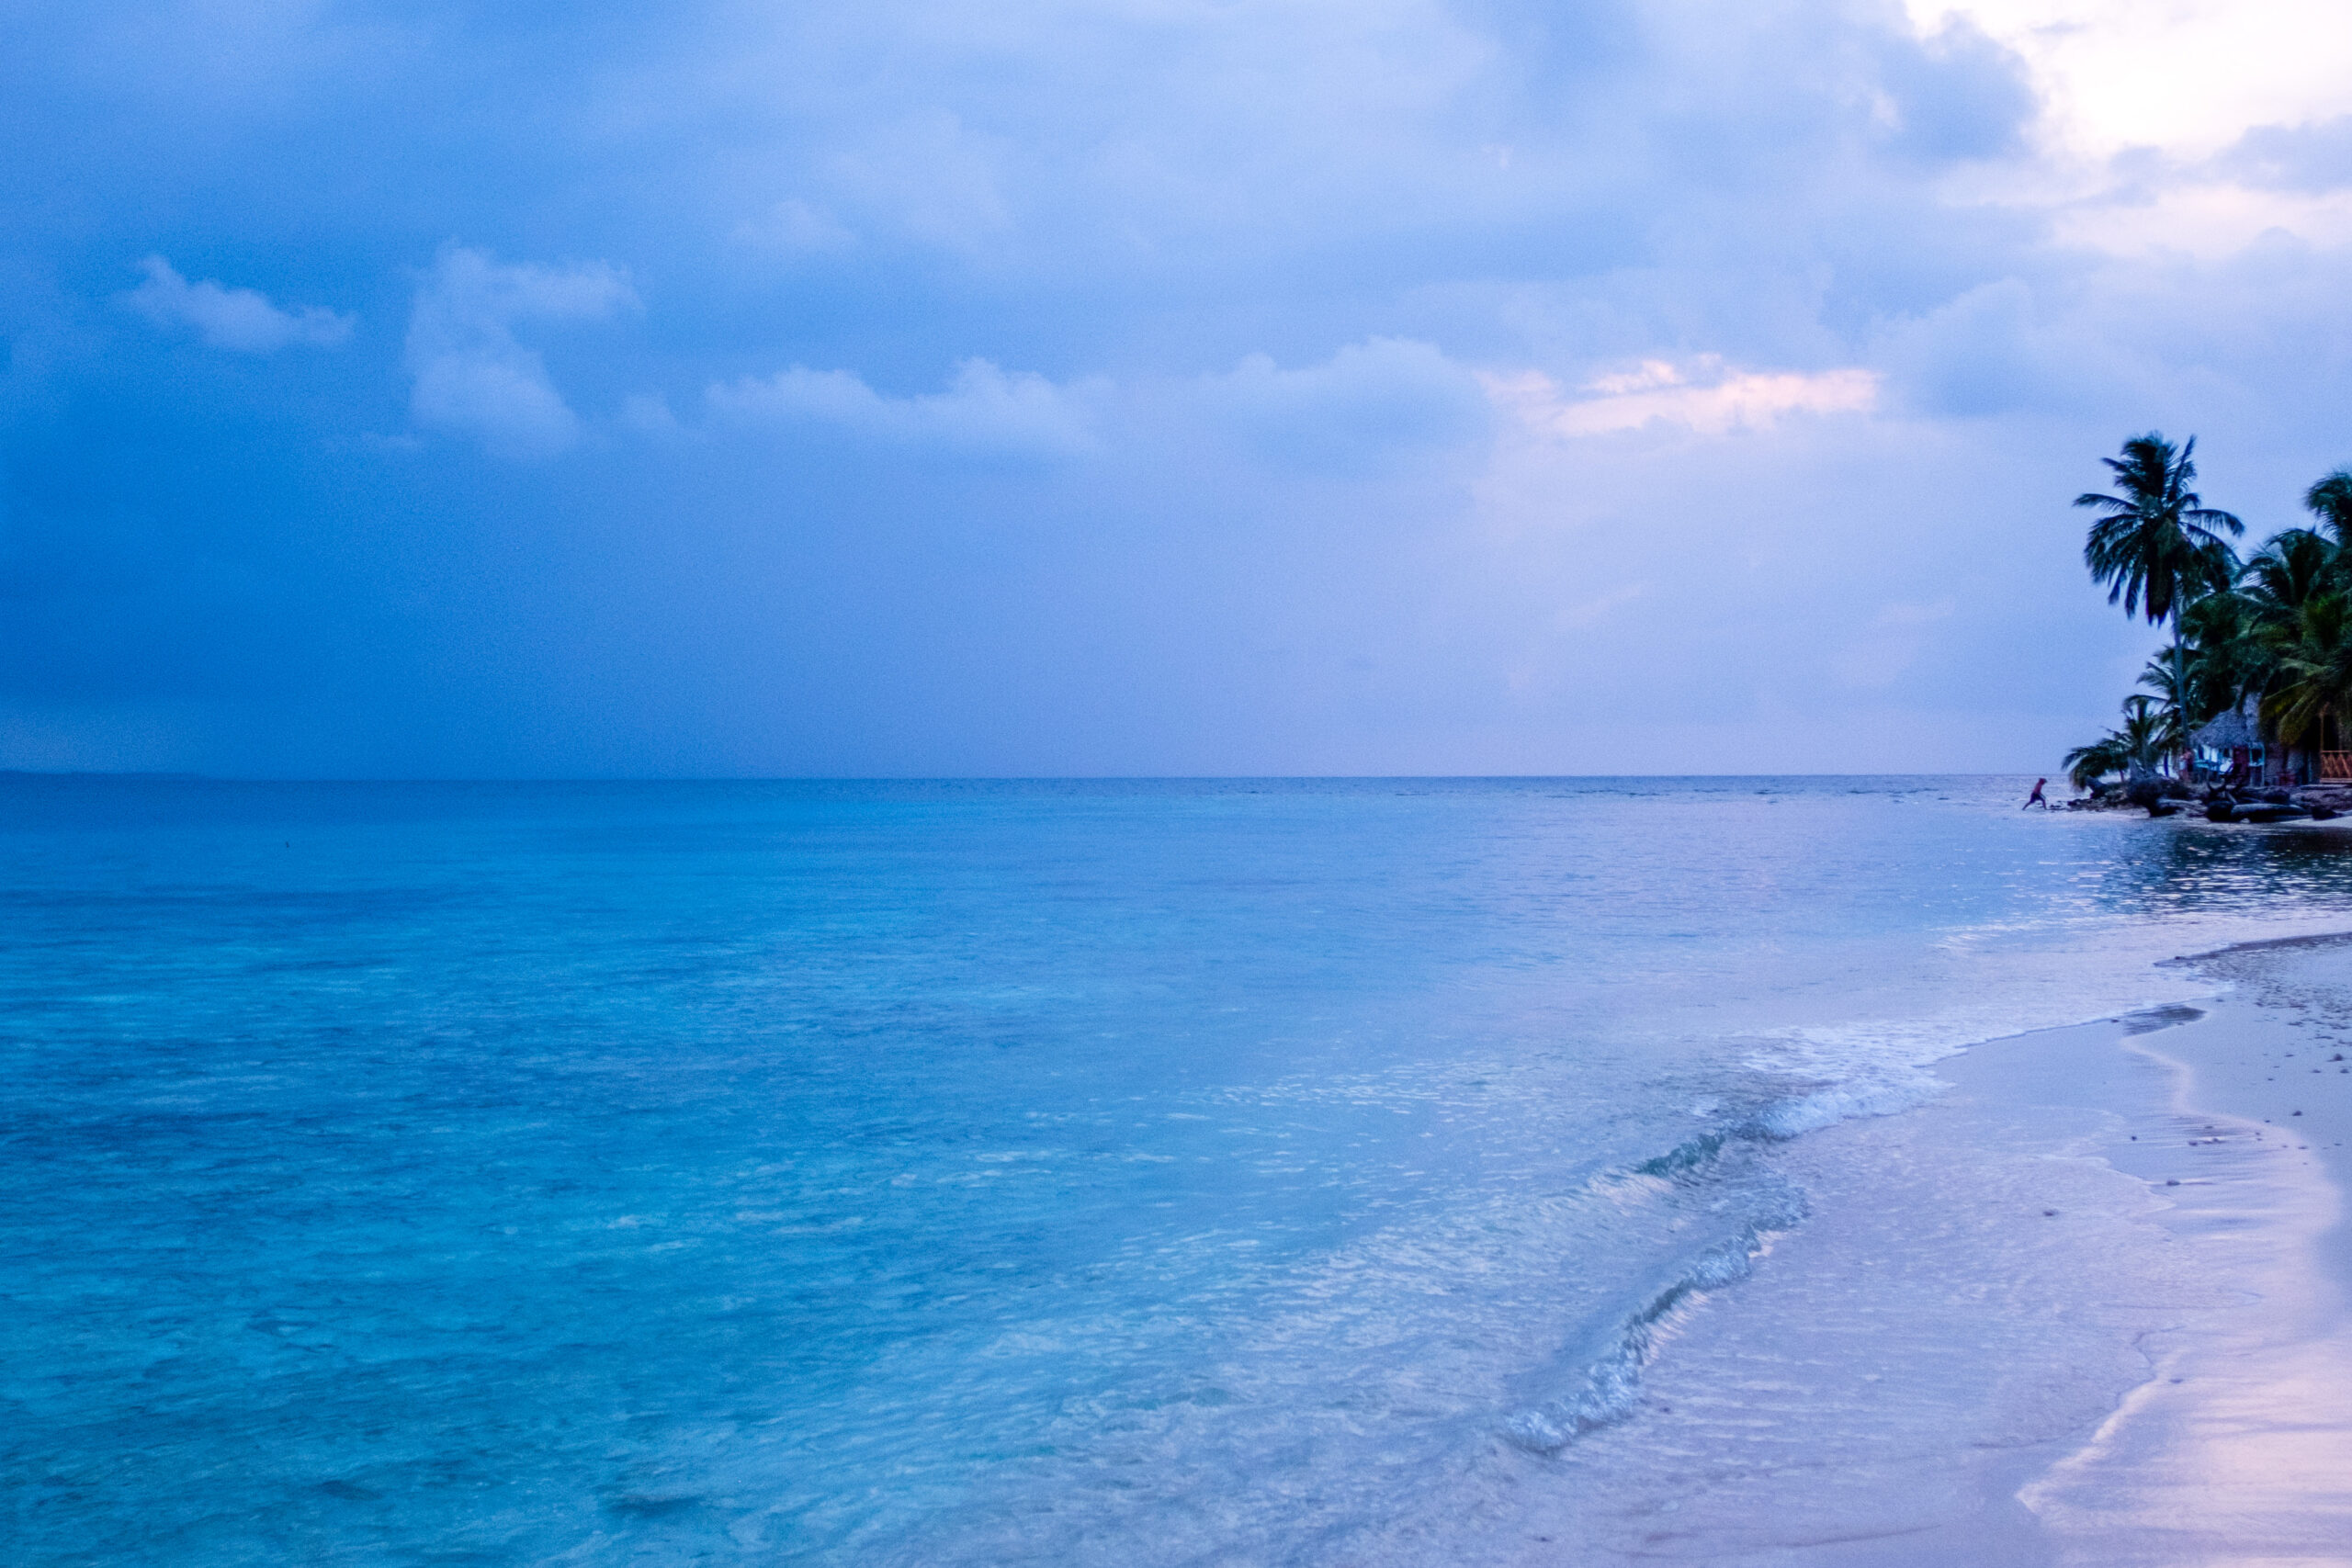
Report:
2092,814,2352,915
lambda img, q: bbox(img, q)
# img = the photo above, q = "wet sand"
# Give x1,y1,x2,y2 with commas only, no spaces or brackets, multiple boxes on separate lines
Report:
2017,935,2352,1564
1485,935,2352,1566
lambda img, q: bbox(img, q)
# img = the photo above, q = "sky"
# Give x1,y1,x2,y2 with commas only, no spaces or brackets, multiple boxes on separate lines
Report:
5,0,2351,777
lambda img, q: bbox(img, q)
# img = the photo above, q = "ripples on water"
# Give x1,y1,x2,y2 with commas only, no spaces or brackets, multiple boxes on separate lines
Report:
7,775,2352,1565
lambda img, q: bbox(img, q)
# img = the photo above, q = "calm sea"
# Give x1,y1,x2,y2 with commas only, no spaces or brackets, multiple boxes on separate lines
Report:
8,775,2352,1564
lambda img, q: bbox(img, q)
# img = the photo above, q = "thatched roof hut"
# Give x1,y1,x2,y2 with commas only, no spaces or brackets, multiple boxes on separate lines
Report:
2190,698,2260,753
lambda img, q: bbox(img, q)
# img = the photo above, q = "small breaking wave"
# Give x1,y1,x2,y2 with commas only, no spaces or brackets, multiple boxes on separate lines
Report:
1752,1072,1940,1137
1617,1070,1939,1188
1515,1071,1937,1454
1504,1206,1803,1454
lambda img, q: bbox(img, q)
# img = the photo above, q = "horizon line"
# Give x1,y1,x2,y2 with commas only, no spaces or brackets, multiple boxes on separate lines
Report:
0,769,2041,784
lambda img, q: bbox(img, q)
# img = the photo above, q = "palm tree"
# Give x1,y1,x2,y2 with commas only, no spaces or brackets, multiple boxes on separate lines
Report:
2064,734,2127,793
2177,588,2269,727
2262,592,2352,781
2304,467,2352,547
2199,528,2344,747
2064,694,2177,790
2077,434,2245,765
2136,653,2187,718
2126,688,2181,758
2240,526,2338,617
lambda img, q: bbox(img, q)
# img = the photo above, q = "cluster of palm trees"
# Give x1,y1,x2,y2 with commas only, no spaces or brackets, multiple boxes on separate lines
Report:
2065,434,2352,791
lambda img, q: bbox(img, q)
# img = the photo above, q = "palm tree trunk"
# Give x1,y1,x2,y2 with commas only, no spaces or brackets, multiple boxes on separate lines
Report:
2174,625,2188,778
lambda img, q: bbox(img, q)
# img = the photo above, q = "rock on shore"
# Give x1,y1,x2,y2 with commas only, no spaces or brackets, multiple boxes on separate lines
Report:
2064,782,2352,818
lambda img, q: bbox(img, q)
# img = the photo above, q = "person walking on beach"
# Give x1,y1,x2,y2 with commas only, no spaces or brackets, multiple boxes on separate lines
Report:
2024,778,2048,808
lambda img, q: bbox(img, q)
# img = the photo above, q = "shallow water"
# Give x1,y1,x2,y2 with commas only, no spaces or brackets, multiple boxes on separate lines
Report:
7,775,2352,1564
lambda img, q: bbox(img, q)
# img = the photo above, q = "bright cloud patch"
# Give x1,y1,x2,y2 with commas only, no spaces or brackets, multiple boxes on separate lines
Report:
1487,358,1880,439
1913,0,2352,255
122,257,351,353
1911,0,2352,160
404,245,636,459
706,359,1097,457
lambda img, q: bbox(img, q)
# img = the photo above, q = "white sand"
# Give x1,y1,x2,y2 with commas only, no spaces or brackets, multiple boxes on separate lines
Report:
2018,938,2352,1564
1480,937,2352,1565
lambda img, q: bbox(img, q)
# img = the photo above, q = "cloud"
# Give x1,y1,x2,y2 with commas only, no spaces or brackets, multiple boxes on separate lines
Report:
619,391,686,440
15,0,2352,776
695,339,1484,470
1873,277,2113,418
403,244,636,459
2221,115,2352,194
121,256,351,352
1914,0,2352,160
1874,16,2035,162
1191,339,1491,469
705,357,1098,457
1486,358,1880,439
823,112,1012,254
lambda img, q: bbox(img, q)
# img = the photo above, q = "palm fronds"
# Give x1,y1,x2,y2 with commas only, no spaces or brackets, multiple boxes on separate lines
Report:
2065,694,2177,790
2076,434,2244,626
2261,592,2352,749
2305,468,2352,547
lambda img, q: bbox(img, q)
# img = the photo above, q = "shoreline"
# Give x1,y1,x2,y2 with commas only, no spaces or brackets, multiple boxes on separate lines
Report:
2142,931,2352,1311
1917,935,2352,1561
2162,924,2352,966
1481,932,2352,1565
2013,937,2352,1560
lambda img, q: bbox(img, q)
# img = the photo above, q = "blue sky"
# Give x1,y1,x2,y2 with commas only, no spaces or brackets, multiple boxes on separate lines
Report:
6,0,2351,776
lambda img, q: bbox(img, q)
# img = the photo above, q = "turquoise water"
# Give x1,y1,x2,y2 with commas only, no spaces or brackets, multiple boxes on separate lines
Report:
9,775,2352,1564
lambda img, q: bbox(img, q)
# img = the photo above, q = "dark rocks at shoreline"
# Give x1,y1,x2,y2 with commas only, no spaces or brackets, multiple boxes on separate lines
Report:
2064,780,2352,819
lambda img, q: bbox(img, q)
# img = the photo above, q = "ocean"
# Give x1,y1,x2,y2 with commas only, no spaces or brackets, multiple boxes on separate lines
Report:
8,774,2352,1564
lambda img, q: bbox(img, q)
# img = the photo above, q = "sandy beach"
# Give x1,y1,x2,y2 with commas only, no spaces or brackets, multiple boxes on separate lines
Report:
2017,935,2352,1564
1807,933,2352,1565
1483,930,2352,1566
